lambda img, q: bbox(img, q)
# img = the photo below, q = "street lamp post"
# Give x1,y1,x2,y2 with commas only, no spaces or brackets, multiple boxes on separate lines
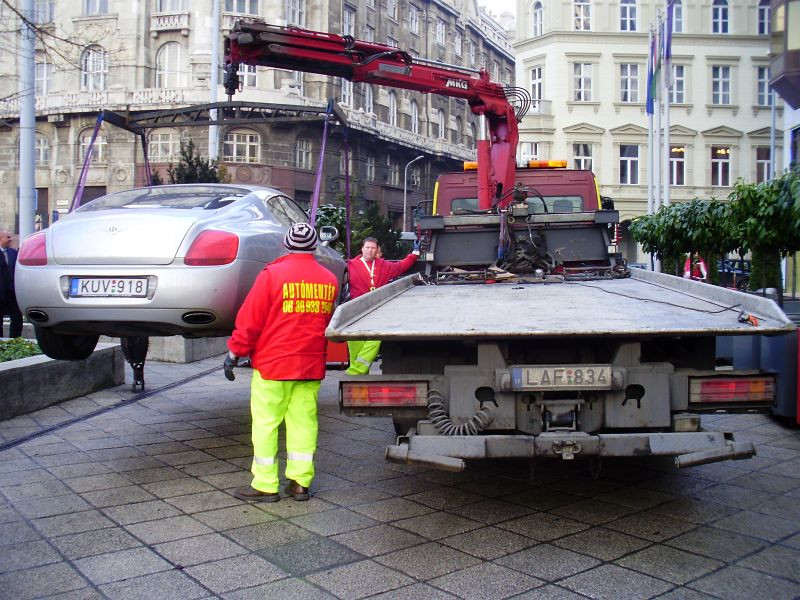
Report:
403,155,425,232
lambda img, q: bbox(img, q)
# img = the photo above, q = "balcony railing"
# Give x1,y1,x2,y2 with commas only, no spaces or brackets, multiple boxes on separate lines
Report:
150,11,190,36
528,99,552,116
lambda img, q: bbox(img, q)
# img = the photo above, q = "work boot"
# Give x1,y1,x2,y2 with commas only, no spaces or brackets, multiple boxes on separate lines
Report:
285,480,310,501
233,486,279,503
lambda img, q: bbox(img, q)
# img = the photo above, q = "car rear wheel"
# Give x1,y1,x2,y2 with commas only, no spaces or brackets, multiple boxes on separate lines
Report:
35,327,99,361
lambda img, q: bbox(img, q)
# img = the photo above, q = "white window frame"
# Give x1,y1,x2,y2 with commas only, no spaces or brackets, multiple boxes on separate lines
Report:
387,155,399,185
620,63,639,103
711,146,731,186
756,146,771,183
286,0,305,26
366,155,375,180
669,64,685,103
468,40,476,67
80,131,106,163
620,0,637,32
387,36,398,48
296,138,312,170
364,84,374,114
149,131,180,162
670,146,685,185
519,141,540,161
409,4,419,35
454,116,462,145
572,143,592,171
757,66,772,106
672,0,683,33
574,0,591,31
530,65,543,105
712,65,731,105
238,64,257,88
83,0,107,16
388,91,398,127
758,0,770,35
410,165,421,188
339,146,352,176
155,42,183,89
436,19,446,47
437,108,446,139
157,0,185,11
387,0,397,21
343,6,355,36
532,1,543,37
80,45,107,91
573,62,592,102
341,78,353,106
225,0,259,14
292,70,304,95
410,100,419,134
35,61,51,97
365,25,375,42
34,0,53,23
223,130,260,163
35,135,50,166
712,0,729,34
454,32,462,56
619,144,639,185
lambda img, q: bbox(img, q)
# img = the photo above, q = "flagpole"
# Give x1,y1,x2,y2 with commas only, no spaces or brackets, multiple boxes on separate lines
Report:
647,27,654,220
662,3,671,207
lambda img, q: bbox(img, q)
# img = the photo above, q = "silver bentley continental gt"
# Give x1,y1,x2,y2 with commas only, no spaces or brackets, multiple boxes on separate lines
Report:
15,184,347,360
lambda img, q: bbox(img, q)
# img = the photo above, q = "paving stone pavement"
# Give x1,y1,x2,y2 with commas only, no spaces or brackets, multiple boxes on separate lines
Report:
1,356,800,599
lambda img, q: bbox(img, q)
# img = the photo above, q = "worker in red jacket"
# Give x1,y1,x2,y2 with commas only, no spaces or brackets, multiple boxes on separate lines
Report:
346,236,418,374
224,223,339,503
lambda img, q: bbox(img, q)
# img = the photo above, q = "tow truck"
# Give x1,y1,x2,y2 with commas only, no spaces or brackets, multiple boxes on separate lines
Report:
224,21,794,473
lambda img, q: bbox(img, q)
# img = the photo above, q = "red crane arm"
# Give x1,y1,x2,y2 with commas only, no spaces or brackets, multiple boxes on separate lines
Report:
223,21,518,210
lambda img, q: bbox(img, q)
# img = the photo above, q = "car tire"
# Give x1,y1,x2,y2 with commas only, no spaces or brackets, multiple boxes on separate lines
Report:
34,326,99,361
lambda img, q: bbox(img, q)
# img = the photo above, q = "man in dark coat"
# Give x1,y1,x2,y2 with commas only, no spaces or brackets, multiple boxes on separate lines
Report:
0,229,23,338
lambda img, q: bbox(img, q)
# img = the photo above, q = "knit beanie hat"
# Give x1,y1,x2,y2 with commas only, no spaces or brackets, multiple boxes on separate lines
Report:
284,222,318,253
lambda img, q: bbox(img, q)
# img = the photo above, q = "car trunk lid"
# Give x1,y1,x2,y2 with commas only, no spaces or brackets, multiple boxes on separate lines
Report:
51,211,200,265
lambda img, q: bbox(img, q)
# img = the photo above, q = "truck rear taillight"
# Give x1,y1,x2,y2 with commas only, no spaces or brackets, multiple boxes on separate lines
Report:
18,231,48,266
690,376,775,404
341,381,428,407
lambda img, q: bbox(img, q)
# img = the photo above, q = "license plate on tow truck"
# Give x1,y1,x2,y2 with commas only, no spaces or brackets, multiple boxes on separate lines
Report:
69,277,149,298
510,365,613,391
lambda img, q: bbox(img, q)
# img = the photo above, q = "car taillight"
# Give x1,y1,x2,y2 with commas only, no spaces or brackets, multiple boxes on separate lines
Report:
690,376,775,403
341,381,428,407
18,231,47,266
184,230,239,266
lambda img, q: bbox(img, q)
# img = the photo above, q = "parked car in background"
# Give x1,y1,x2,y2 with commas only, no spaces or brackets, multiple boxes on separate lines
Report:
718,258,751,290
15,184,346,360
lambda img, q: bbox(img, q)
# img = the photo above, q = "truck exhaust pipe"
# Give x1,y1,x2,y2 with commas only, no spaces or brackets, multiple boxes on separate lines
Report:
674,441,756,469
385,443,465,472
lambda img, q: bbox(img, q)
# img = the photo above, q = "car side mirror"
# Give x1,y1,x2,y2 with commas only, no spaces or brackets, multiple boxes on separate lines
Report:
319,225,339,244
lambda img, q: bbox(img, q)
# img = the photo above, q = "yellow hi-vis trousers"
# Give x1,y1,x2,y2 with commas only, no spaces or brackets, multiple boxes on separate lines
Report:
249,372,320,493
346,340,381,375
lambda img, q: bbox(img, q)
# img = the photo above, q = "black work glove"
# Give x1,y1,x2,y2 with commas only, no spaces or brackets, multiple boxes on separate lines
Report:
223,352,239,381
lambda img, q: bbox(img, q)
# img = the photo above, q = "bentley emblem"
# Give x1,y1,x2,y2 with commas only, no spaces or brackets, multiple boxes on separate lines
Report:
103,225,126,235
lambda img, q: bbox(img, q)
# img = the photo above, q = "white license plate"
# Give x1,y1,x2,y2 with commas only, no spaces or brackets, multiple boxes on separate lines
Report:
510,365,612,391
69,277,149,298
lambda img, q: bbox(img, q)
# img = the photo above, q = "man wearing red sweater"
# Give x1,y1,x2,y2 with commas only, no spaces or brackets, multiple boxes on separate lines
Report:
346,236,418,375
224,223,339,502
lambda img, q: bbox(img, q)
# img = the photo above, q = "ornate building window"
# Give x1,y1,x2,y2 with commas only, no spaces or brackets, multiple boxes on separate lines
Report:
80,45,107,91
712,0,729,34
410,100,419,134
155,42,183,89
224,129,260,163
295,138,312,170
531,2,543,36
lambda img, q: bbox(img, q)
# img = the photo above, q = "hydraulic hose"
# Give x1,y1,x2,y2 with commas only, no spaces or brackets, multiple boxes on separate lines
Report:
427,389,494,436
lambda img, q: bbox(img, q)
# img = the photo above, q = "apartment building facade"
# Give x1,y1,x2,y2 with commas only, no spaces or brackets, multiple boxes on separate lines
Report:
513,0,782,262
0,0,514,233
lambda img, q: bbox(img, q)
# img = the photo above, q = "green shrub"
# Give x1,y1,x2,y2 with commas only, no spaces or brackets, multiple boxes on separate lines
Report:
0,338,42,363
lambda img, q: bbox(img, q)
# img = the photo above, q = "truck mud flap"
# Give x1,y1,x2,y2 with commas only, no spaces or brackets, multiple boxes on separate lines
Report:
385,431,755,471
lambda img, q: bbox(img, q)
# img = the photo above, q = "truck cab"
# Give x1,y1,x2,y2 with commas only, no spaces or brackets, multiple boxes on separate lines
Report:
433,163,601,217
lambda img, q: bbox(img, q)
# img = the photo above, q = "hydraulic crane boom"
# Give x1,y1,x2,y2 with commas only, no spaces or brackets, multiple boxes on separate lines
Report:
223,20,524,210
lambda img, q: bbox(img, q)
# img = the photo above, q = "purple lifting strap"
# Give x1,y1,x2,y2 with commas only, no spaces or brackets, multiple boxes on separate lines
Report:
308,101,334,227
141,133,153,186
343,134,352,260
69,112,104,212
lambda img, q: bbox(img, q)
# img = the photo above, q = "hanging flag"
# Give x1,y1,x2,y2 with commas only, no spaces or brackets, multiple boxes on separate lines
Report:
664,0,675,61
646,29,658,115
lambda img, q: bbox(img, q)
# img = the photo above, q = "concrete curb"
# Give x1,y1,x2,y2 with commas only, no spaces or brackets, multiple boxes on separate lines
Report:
0,342,125,420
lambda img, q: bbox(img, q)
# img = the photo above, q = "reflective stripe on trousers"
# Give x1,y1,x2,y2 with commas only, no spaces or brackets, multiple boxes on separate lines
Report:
249,373,320,493
346,340,381,375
